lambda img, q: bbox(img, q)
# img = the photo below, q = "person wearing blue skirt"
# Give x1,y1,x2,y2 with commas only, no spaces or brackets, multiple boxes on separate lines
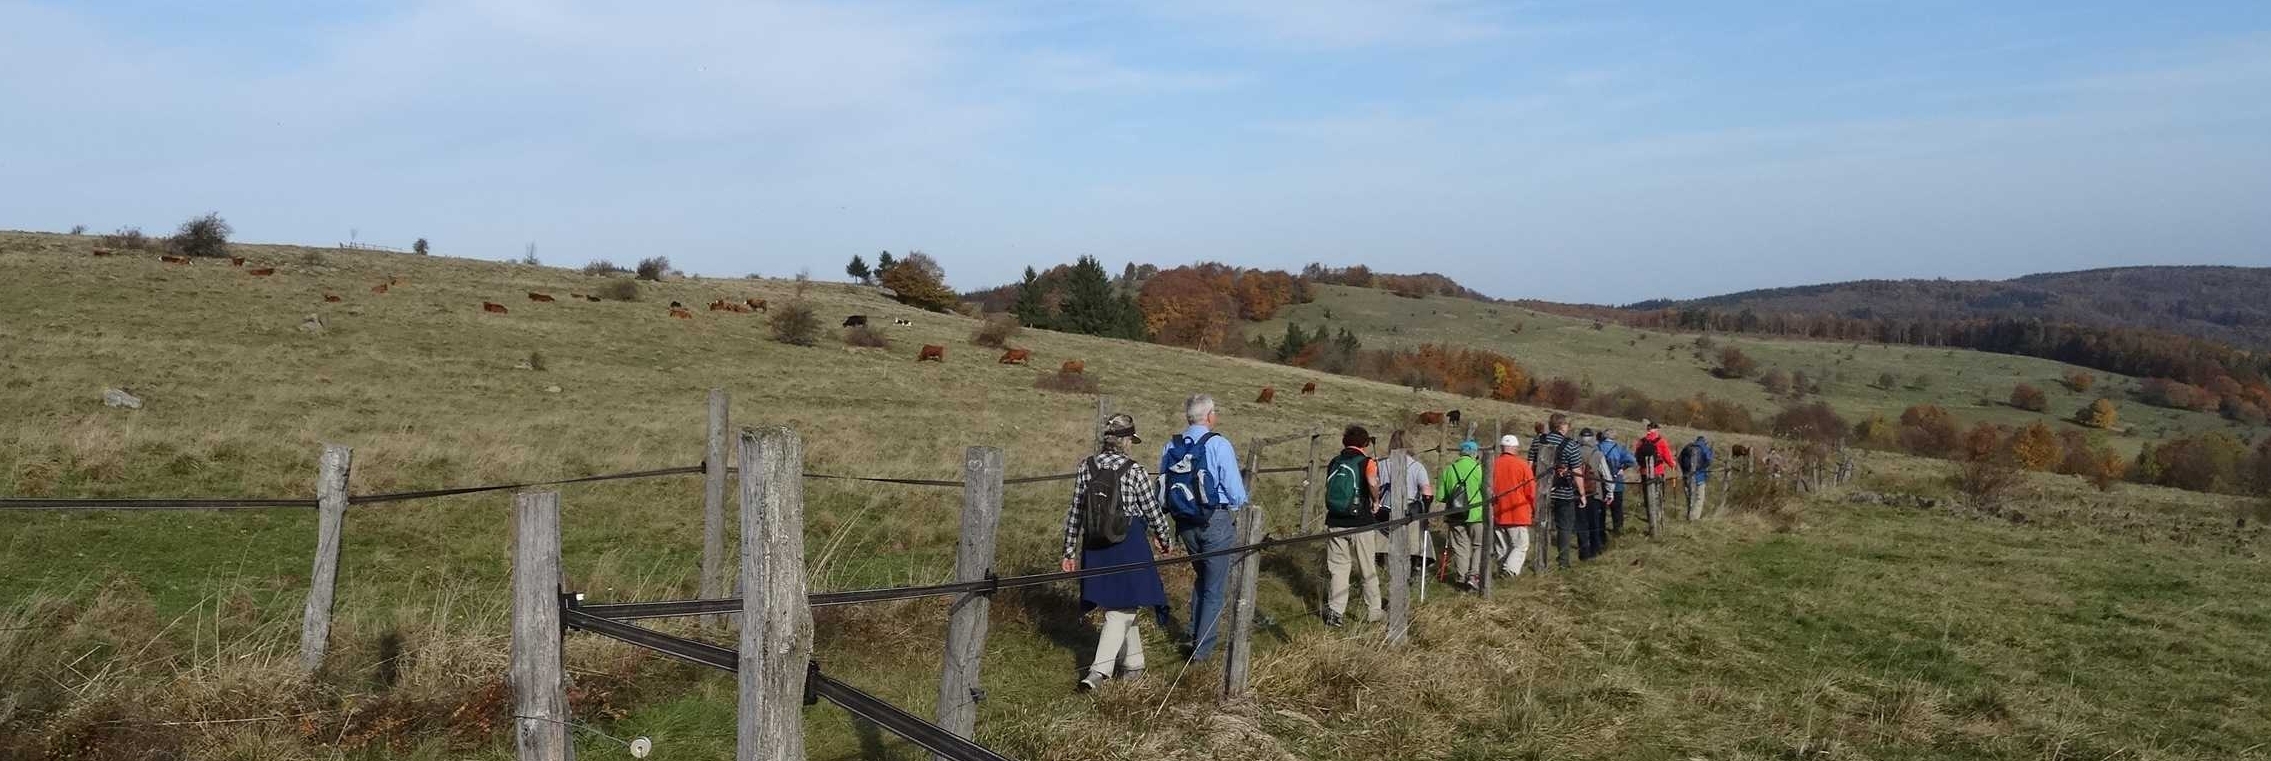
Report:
1060,413,1176,692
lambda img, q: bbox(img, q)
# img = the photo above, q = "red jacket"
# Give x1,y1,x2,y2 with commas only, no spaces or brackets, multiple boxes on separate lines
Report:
1636,431,1677,477
1491,454,1537,527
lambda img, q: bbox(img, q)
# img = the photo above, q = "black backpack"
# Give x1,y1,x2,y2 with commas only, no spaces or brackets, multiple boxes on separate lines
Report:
1080,457,1135,550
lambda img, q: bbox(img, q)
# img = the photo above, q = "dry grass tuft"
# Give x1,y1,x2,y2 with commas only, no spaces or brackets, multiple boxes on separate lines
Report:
1036,368,1101,394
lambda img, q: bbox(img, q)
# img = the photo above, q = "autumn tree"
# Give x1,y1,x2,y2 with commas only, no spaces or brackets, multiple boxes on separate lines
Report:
1137,266,1238,351
1853,414,1898,449
2010,383,2048,412
2078,398,2119,429
1898,404,1962,457
2010,422,2062,470
1715,347,1758,378
2062,371,2095,392
880,251,960,312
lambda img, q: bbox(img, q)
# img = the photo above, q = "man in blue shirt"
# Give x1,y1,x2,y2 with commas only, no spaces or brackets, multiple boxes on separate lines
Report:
1679,436,1714,520
1160,393,1247,661
1596,430,1638,543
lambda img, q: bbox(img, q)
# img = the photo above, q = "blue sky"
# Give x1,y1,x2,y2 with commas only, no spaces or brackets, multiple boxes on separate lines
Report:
3,1,2267,303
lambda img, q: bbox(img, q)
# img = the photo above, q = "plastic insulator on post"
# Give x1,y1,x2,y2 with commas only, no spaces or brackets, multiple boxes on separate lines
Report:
970,687,987,703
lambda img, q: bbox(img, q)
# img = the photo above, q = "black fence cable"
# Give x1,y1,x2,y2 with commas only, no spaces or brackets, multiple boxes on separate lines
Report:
561,608,1012,761
348,465,705,505
0,497,318,511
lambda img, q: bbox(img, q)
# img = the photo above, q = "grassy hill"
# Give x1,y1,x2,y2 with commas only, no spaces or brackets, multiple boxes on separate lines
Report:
1255,284,2258,455
3,231,2267,760
1630,265,2271,352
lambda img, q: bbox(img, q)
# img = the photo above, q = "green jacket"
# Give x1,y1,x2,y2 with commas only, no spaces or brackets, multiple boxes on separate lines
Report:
1437,455,1486,523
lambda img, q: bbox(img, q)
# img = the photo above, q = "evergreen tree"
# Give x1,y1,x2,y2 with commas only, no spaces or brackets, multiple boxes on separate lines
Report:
1276,322,1310,363
1111,293,1146,340
846,254,872,284
1059,255,1120,336
875,251,896,276
1011,266,1050,330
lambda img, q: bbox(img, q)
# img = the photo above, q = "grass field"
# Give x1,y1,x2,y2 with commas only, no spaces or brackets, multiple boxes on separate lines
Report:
1255,285,2255,455
3,231,2267,760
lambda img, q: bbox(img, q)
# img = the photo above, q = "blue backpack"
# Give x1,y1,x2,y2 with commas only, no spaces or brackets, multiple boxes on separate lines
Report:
1161,433,1220,524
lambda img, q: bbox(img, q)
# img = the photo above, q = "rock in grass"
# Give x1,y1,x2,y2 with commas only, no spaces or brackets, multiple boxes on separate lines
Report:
298,314,325,333
102,388,142,409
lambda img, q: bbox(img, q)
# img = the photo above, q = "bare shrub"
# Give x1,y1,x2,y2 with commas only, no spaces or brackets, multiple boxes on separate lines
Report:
168,212,232,258
599,279,639,301
1953,459,2023,509
842,324,890,348
770,301,821,346
526,351,547,371
971,314,1021,348
635,256,670,282
2010,383,2048,412
582,260,626,276
413,238,430,256
69,224,85,235
1036,368,1101,394
101,226,152,251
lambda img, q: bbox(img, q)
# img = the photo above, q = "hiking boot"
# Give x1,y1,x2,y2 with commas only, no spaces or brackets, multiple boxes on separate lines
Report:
1322,610,1346,628
1118,667,1145,681
1075,672,1106,693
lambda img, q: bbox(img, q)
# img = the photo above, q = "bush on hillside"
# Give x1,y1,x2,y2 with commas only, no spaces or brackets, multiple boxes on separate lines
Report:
2063,371,2095,392
1714,347,1758,378
1954,459,2024,509
2077,398,2118,429
583,259,627,276
168,213,231,258
1769,402,1847,446
600,279,639,301
1760,368,1792,396
100,226,152,251
1897,405,1961,457
971,314,1021,348
635,256,671,282
1035,368,1101,394
413,238,430,256
2010,383,2048,412
842,324,890,348
880,251,959,313
69,225,85,235
769,301,821,346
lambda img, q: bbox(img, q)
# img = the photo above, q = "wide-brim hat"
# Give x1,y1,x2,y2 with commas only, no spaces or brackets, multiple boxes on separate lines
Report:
1101,413,1141,444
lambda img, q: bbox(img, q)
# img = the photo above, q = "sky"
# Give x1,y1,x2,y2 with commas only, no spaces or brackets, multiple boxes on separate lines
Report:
3,1,2268,303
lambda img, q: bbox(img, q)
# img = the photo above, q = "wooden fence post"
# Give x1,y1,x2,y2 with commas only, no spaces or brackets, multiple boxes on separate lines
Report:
299,443,351,676
935,446,1003,756
1299,431,1321,534
1095,396,1111,447
510,490,570,761
702,388,730,627
1385,449,1413,645
1476,422,1496,597
740,427,813,761
1223,505,1266,696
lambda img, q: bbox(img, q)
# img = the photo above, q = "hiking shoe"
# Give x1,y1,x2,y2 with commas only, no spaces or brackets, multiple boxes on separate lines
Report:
1075,672,1106,693
1322,611,1346,629
1118,667,1145,681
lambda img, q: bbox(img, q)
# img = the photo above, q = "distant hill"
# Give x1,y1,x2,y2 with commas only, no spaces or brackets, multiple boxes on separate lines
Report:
1627,266,2271,352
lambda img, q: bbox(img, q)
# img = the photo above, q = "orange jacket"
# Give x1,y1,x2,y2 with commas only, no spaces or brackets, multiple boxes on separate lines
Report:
1491,453,1537,527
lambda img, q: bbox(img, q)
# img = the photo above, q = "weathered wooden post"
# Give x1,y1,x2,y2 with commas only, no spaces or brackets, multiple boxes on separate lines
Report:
1476,422,1496,597
702,388,730,627
1094,396,1111,447
740,427,813,761
1222,505,1266,696
510,490,569,761
935,447,1003,757
1300,431,1321,533
299,443,351,676
1385,449,1413,645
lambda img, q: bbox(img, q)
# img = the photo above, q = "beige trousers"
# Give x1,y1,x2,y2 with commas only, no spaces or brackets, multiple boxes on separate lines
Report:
1325,530,1383,620
1087,609,1146,678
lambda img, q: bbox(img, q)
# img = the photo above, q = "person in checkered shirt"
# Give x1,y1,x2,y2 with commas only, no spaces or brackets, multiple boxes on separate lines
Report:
1060,413,1175,692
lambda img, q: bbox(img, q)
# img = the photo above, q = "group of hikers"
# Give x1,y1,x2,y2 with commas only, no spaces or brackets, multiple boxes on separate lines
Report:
1058,394,1718,692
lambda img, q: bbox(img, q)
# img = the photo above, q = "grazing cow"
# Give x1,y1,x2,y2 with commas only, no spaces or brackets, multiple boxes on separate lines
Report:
727,303,752,313
229,256,245,267
668,307,693,319
529,292,556,303
892,318,913,326
843,315,868,328
583,295,601,303
669,301,684,309
1416,411,1446,426
1060,360,1085,374
482,302,509,314
569,293,587,300
746,298,768,312
999,348,1032,365
1447,410,1462,424
372,283,390,295
247,268,276,277
1730,444,1753,459
708,299,729,311
918,344,946,362
1257,386,1276,404
161,255,190,264
1300,381,1317,395
322,293,342,303
91,249,113,257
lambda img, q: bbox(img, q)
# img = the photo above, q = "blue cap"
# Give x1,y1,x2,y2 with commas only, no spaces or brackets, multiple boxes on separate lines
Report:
1459,440,1480,454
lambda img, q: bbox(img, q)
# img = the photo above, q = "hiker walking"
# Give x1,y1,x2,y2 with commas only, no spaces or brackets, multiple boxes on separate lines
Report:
1375,430,1435,579
1577,428,1612,559
1539,414,1585,569
1679,435,1714,520
1489,434,1538,577
1597,429,1638,541
1320,425,1386,628
1060,413,1174,692
1634,421,1676,534
1159,394,1248,661
1436,440,1487,590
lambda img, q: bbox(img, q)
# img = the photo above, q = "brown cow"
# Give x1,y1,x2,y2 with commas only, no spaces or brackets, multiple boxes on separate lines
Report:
371,282,390,295
1730,444,1753,459
322,293,342,303
583,295,601,303
709,299,729,311
669,301,685,309
747,299,768,312
229,256,245,267
1416,411,1446,426
247,267,276,277
668,307,693,319
1301,381,1317,395
529,292,556,302
725,302,751,314
161,255,190,264
1256,386,1276,404
999,348,1031,365
569,293,587,300
1060,360,1085,374
90,249,113,257
482,302,509,314
918,344,946,362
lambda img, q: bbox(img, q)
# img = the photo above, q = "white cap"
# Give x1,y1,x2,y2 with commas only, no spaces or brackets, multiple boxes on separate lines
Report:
1499,434,1520,449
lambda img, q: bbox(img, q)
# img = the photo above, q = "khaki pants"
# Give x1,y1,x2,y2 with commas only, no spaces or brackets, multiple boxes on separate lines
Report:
1446,521,1478,582
1325,530,1383,620
1494,526,1530,576
1086,609,1146,678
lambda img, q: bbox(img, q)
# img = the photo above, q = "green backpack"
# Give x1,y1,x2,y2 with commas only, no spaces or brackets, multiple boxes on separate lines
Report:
1324,450,1372,520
